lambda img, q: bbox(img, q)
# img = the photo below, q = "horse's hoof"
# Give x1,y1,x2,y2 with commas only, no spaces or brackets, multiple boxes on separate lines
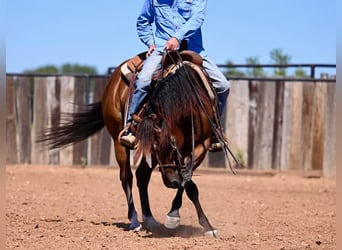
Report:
131,224,142,232
129,221,142,232
143,216,161,231
204,230,218,237
165,215,180,229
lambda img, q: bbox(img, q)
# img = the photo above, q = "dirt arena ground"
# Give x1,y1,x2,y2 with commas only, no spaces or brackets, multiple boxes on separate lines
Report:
6,165,336,249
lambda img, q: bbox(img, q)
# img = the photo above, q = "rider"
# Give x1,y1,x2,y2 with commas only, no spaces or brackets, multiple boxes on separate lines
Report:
120,0,230,148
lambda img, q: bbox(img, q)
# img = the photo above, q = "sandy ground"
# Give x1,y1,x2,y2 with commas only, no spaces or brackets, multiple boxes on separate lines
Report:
6,165,336,250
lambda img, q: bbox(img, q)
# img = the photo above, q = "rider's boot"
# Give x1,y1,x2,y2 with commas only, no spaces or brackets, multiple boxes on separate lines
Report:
119,122,137,149
209,136,223,152
119,113,143,149
209,123,228,152
209,90,229,152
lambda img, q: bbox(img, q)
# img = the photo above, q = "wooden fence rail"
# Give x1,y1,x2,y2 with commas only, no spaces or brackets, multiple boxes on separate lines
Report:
6,75,336,177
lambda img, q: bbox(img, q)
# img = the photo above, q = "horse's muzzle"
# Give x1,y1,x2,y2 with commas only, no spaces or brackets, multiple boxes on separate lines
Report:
160,167,181,189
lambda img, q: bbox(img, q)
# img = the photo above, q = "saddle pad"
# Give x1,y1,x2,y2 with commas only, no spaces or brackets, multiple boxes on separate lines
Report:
183,61,216,104
121,51,146,85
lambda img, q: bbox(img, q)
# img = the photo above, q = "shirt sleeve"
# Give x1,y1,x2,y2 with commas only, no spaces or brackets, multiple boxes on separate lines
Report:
173,0,207,41
136,0,155,48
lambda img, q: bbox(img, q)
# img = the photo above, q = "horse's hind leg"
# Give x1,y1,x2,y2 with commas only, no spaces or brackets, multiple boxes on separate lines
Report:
116,144,141,231
184,180,217,237
135,159,161,230
165,187,184,229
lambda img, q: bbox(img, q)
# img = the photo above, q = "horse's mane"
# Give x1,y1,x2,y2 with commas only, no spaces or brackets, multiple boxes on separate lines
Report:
151,65,201,124
137,63,209,154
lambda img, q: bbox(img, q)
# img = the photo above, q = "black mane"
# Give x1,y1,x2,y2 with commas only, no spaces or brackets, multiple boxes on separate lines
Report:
148,64,204,126
136,63,209,155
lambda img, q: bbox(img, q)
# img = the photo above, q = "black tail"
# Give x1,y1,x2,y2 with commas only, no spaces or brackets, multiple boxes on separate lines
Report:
37,102,105,149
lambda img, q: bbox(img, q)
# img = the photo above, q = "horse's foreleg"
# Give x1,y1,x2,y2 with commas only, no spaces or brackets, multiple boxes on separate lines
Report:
181,140,210,184
184,180,217,237
135,159,160,230
165,187,184,229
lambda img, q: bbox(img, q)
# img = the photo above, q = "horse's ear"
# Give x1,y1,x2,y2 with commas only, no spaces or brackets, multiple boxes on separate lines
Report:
151,114,163,134
153,126,162,135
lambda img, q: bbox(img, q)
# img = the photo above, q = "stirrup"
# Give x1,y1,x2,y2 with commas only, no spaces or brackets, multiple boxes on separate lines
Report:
209,142,223,152
209,133,227,152
118,125,137,149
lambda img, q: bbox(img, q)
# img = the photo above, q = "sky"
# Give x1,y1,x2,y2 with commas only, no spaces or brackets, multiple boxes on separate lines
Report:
6,1,336,76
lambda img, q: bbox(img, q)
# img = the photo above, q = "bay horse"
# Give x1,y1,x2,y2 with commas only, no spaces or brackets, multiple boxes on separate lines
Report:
39,51,233,236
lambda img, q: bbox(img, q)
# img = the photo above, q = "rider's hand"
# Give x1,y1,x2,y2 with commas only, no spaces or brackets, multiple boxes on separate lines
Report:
165,37,179,51
147,44,156,57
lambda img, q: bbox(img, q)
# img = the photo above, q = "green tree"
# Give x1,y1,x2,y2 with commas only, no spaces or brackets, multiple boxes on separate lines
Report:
270,48,291,76
24,65,58,74
223,60,245,77
294,68,307,77
23,63,98,74
61,63,97,74
245,56,265,77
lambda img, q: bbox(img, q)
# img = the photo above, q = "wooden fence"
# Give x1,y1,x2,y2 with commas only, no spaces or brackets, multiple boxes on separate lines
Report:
6,75,336,177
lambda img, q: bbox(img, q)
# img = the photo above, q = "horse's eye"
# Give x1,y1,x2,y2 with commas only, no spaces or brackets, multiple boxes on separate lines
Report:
150,113,158,121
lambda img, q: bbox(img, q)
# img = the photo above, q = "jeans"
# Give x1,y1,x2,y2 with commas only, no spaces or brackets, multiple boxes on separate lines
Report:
128,50,230,122
202,55,230,115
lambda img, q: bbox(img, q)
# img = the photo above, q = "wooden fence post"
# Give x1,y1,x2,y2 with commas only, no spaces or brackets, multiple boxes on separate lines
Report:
280,81,304,171
16,77,32,164
45,77,59,164
89,78,112,165
72,77,88,165
302,81,316,171
31,77,51,164
322,82,336,177
311,82,324,170
251,81,276,170
226,80,249,168
6,76,19,164
289,81,304,171
272,81,285,170
59,76,75,166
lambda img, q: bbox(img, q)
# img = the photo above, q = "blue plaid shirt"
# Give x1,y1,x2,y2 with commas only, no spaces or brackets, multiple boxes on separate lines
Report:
137,0,207,54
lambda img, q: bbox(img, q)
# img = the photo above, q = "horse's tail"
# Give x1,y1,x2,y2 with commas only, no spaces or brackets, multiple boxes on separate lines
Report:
37,102,105,149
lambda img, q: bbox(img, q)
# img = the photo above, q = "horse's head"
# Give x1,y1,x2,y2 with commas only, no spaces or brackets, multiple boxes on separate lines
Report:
135,112,182,189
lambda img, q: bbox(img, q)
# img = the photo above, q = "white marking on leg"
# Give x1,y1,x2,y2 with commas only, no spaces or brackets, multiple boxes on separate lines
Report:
165,215,180,229
204,230,218,237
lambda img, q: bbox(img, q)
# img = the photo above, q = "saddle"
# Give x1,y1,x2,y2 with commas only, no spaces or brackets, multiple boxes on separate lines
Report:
120,50,203,85
120,51,146,86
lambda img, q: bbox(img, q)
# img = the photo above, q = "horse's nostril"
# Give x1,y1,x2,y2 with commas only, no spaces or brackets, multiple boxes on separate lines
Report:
171,181,180,188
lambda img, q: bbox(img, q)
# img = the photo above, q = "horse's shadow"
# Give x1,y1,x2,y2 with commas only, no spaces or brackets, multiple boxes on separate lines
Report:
90,221,204,238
